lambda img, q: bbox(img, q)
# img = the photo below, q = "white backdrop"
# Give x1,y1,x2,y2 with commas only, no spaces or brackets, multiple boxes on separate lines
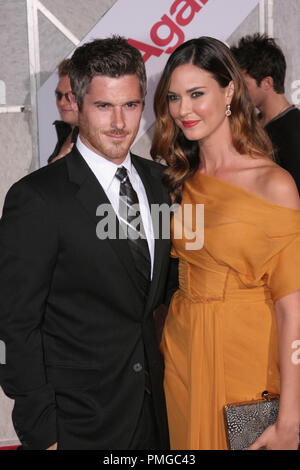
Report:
38,0,259,166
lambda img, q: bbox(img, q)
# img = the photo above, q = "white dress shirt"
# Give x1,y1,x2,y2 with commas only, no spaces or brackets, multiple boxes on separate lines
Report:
76,136,155,278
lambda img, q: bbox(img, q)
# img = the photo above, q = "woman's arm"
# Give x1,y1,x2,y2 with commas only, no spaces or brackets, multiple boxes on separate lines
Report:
248,166,300,450
248,290,300,450
275,291,300,430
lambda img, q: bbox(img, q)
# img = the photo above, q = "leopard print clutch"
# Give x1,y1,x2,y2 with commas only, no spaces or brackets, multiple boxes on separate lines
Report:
224,391,280,450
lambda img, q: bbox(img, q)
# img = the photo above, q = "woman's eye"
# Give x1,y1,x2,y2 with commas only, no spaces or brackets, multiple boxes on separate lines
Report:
191,91,204,98
167,94,179,102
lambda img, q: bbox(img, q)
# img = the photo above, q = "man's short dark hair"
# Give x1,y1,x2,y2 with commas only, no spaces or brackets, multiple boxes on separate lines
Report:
69,35,147,110
58,59,72,79
231,33,286,94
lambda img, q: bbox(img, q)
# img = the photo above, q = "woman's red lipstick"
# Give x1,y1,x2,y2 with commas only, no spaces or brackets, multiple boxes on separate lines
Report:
182,120,200,127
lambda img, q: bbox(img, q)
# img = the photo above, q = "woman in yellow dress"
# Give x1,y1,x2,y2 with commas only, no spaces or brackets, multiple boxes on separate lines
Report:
151,37,300,450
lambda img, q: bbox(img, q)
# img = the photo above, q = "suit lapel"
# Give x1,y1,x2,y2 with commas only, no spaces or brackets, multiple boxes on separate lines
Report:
67,148,170,313
131,154,169,313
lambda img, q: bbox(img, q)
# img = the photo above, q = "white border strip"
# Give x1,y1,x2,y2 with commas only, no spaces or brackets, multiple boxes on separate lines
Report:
0,106,26,113
37,1,80,45
26,0,40,171
32,0,41,89
259,0,266,34
267,0,274,37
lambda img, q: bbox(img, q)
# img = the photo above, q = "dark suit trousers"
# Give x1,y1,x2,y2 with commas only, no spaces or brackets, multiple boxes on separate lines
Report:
36,365,160,450
17,391,159,451
129,391,159,450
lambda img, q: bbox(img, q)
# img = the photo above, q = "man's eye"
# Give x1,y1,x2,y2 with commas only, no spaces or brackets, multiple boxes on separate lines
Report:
125,102,140,109
97,103,110,109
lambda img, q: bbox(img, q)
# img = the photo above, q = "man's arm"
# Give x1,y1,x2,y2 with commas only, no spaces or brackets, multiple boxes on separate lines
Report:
0,180,58,449
153,257,179,345
164,257,179,306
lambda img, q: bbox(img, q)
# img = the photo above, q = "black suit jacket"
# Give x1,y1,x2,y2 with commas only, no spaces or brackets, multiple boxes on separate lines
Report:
0,148,175,450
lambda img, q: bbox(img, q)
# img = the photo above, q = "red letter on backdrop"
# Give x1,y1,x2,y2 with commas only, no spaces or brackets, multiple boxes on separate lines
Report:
128,38,164,62
199,0,209,4
170,0,201,27
150,14,185,54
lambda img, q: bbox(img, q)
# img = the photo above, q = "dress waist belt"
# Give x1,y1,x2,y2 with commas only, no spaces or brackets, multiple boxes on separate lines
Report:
177,259,272,303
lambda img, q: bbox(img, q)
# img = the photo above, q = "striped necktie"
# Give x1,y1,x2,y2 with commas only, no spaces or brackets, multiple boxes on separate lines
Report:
115,166,151,300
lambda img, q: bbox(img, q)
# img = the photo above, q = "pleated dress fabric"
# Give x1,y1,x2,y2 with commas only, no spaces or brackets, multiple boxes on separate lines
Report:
161,171,300,450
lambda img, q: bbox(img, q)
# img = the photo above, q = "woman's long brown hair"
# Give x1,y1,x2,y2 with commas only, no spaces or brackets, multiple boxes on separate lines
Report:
150,37,274,204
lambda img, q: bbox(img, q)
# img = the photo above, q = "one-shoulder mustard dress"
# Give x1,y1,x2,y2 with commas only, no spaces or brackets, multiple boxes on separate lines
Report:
161,171,300,450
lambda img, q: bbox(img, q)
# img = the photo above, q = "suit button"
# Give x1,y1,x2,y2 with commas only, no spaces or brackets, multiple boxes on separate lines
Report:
133,362,143,373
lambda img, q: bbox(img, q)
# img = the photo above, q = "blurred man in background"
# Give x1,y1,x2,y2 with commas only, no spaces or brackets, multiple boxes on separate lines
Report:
231,33,300,193
48,59,79,164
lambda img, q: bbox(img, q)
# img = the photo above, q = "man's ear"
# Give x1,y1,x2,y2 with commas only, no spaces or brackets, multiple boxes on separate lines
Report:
226,80,235,103
260,76,274,91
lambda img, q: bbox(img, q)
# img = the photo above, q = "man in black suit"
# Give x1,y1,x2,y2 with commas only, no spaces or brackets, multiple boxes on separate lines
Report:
0,36,177,450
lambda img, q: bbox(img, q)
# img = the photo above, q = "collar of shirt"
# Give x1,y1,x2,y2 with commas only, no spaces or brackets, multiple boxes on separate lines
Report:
75,136,155,278
76,135,133,191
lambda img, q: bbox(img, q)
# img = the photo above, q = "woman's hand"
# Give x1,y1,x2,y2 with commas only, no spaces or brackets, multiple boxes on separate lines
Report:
247,421,299,450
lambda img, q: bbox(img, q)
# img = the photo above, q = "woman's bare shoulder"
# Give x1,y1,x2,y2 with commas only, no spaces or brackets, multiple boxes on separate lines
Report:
256,162,300,210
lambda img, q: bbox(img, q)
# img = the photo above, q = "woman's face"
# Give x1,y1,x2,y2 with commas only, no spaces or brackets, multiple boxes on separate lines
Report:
167,63,233,143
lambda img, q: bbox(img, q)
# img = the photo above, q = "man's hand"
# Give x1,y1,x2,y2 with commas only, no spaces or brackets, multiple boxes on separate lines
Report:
50,141,74,163
46,442,58,450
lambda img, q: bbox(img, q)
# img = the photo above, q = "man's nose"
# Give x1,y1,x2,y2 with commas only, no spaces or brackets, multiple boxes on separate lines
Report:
61,94,70,106
111,107,125,129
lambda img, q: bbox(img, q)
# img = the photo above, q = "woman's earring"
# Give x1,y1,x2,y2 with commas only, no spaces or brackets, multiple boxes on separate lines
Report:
225,104,232,117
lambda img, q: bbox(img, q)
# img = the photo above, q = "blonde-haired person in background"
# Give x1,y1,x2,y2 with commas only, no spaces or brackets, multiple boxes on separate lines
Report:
48,59,79,164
